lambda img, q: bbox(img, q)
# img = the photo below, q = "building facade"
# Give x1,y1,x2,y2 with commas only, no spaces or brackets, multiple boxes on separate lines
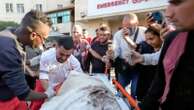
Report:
75,0,168,36
46,0,74,35
0,0,46,23
0,0,74,35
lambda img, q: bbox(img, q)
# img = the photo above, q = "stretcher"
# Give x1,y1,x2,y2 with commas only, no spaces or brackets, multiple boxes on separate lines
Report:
40,71,140,110
91,73,140,110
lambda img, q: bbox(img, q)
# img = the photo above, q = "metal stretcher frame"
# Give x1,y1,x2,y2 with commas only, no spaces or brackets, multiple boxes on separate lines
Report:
112,79,141,110
91,73,140,110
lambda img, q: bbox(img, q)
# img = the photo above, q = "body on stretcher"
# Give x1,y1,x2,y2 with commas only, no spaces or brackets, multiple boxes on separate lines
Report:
40,71,139,110
91,73,140,110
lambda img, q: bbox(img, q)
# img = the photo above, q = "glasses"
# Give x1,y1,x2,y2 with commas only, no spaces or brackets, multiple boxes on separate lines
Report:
34,32,47,42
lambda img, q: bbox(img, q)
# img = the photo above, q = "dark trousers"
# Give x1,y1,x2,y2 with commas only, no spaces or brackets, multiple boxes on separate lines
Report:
117,70,139,99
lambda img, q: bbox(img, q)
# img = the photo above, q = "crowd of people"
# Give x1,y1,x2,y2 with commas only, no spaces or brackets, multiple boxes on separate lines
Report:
0,0,194,109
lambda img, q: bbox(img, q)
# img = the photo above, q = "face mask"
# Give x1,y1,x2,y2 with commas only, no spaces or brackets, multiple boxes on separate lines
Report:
128,27,136,36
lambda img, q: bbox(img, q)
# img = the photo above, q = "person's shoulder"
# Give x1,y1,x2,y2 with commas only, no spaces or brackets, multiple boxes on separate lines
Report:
0,36,15,49
69,54,77,60
138,26,147,31
164,30,180,42
138,41,154,54
91,40,99,46
114,30,122,35
69,54,80,63
161,30,181,52
41,48,55,60
113,30,122,39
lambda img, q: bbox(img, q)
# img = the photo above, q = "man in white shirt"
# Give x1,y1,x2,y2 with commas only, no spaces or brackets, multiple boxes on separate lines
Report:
30,36,82,110
113,13,146,98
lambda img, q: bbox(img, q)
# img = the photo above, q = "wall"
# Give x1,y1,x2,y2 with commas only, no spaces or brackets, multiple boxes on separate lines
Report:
0,0,46,23
46,0,72,11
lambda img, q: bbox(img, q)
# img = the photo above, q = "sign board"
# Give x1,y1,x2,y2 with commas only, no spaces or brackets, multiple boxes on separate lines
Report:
88,0,168,17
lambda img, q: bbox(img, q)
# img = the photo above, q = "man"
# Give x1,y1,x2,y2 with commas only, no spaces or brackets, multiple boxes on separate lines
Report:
39,36,83,90
140,0,194,110
30,37,82,110
0,10,52,109
72,25,90,72
113,13,146,98
89,27,111,73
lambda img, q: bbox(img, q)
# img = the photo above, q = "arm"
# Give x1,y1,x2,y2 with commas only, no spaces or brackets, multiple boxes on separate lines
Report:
0,48,48,101
88,44,110,63
38,52,56,98
39,53,50,90
86,43,103,61
88,47,103,61
131,48,161,65
25,65,38,77
70,55,83,72
142,50,161,65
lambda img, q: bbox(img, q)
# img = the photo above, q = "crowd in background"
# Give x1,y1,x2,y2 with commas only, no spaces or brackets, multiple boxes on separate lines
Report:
26,11,167,106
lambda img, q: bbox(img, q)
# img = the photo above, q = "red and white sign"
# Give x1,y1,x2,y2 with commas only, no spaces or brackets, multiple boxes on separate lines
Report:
88,0,168,17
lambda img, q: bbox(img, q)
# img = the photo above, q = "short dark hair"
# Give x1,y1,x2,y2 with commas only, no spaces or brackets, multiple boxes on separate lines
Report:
145,27,160,37
57,36,74,50
21,10,52,32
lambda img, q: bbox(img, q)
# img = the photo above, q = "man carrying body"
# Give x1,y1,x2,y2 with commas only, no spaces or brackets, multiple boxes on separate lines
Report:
30,37,82,110
0,10,52,110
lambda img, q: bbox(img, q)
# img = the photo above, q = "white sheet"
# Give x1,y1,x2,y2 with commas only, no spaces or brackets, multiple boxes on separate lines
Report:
40,71,129,110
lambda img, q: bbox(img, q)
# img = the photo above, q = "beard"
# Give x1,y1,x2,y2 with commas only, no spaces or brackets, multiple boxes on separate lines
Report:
56,57,64,63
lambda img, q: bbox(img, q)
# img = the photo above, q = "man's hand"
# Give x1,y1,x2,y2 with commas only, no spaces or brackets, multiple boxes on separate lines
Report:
101,56,109,63
122,27,129,36
86,44,91,50
106,49,114,60
131,50,144,65
44,86,56,98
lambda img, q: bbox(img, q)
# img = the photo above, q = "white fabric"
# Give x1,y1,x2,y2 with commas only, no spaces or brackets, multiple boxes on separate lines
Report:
39,48,83,87
113,26,146,62
40,71,124,110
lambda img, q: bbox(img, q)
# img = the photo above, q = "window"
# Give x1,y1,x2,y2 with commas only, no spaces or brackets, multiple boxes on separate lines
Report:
57,16,63,23
57,4,63,9
5,3,13,13
36,4,42,11
48,10,71,24
17,4,24,13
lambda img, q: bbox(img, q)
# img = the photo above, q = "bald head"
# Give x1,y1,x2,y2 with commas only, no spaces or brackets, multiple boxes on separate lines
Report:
72,25,83,35
122,13,139,28
72,24,83,43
